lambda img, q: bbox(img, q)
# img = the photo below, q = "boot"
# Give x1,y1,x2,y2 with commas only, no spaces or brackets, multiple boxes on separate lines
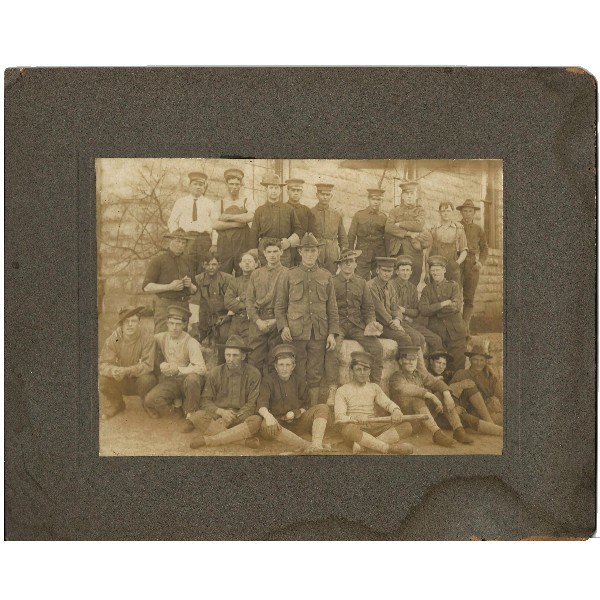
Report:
433,429,455,447
179,419,196,434
476,420,503,436
453,426,474,444
102,401,125,420
244,437,261,450
308,387,321,407
202,422,254,447
326,385,337,407
388,442,414,455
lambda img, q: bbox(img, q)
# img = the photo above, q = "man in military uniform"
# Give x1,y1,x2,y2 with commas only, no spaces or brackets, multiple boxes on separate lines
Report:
347,188,387,280
311,183,348,274
145,305,207,420
385,181,430,286
224,250,259,346
249,172,302,267
258,344,333,453
245,238,287,374
188,335,263,449
284,178,322,265
142,228,198,333
391,255,444,354
167,171,218,276
212,168,257,276
194,251,235,364
99,306,156,419
457,198,489,335
275,232,340,406
418,255,468,370
324,249,385,405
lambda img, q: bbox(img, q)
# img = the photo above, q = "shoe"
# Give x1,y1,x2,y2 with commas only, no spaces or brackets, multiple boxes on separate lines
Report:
143,404,160,419
101,402,125,420
244,437,260,450
388,442,414,455
179,420,195,434
190,436,207,449
433,429,455,447
453,426,474,444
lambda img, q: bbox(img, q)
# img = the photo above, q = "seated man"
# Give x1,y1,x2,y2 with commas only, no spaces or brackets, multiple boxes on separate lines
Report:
389,344,473,447
188,335,262,449
145,305,207,419
99,306,156,419
427,350,502,436
450,344,503,427
335,351,414,455
258,344,332,453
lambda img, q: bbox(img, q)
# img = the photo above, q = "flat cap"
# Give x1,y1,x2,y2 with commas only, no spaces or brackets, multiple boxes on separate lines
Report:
394,255,414,267
188,171,208,182
285,178,305,186
315,183,334,192
399,180,419,190
367,188,385,197
167,305,192,322
397,343,422,357
350,351,374,368
272,344,296,360
375,256,397,268
427,255,448,267
224,168,244,181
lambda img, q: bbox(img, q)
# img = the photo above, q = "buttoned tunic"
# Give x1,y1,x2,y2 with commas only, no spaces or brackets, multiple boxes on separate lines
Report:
311,203,348,273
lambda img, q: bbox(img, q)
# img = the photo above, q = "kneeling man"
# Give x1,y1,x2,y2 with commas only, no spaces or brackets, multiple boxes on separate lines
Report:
258,344,333,453
189,335,262,449
335,351,414,455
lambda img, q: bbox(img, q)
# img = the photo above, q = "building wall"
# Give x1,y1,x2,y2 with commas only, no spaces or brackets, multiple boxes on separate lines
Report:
97,158,502,340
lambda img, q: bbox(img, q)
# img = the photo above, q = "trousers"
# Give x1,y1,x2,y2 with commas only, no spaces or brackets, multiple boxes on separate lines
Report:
145,373,204,415
99,373,157,411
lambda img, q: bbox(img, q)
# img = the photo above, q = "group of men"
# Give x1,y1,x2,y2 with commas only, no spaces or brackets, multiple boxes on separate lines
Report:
99,167,500,453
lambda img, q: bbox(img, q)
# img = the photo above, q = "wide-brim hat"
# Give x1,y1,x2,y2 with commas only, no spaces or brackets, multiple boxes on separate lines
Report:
298,232,325,248
465,344,492,360
334,248,362,263
224,168,244,182
350,351,374,368
167,305,192,322
164,228,195,241
188,171,208,182
456,198,480,211
217,334,252,353
260,172,284,187
117,305,146,325
427,350,453,363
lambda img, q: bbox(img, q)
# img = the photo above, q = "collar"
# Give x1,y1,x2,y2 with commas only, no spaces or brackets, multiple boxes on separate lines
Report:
266,262,282,271
300,263,318,272
315,203,329,211
167,249,185,259
437,221,457,228
267,200,282,207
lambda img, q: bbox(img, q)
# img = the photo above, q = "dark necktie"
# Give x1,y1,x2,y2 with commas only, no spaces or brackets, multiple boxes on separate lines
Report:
192,197,198,222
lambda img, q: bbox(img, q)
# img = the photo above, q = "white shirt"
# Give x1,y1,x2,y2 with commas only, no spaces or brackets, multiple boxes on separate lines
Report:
168,194,219,244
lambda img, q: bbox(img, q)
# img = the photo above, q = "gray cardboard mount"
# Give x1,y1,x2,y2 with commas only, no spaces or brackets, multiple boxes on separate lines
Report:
4,67,597,540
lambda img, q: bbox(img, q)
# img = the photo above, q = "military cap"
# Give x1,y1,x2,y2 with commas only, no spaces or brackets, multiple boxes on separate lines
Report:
298,232,325,248
272,343,296,360
397,343,422,357
164,228,195,240
394,255,414,267
399,180,419,191
456,198,481,211
465,344,492,360
285,178,305,186
334,248,362,263
350,351,374,368
224,168,244,181
367,188,385,197
260,172,284,186
167,305,192,322
375,256,397,268
427,350,453,363
427,255,448,268
315,183,334,192
188,171,208,182
117,305,146,325
218,334,251,353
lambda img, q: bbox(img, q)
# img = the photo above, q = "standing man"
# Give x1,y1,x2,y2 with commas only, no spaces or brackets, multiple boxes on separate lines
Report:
457,198,489,335
335,352,414,455
224,250,259,345
245,238,287,374
145,305,207,420
391,255,444,354
418,255,468,370
188,335,263,449
311,183,348,274
429,201,468,286
275,232,340,406
258,344,333,453
385,181,430,286
194,252,235,364
347,188,387,280
324,249,385,404
284,178,322,265
168,171,218,276
142,228,198,333
99,306,156,419
249,172,302,267
212,168,257,275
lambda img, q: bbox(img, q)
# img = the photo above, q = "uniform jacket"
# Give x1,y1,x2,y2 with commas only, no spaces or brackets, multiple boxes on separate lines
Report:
367,276,402,326
418,279,466,340
332,273,376,329
224,273,252,316
391,278,419,318
311,203,348,247
461,221,489,262
347,208,387,250
384,205,425,256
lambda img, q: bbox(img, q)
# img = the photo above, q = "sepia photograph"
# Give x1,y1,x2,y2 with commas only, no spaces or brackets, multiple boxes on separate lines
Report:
97,158,503,456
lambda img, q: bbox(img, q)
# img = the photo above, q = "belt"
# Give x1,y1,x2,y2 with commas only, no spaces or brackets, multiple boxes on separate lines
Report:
157,294,190,302
258,308,275,318
187,231,211,238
